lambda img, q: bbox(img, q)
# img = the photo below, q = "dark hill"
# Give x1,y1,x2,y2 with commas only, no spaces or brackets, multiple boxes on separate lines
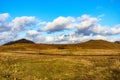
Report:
3,39,35,45
115,41,120,44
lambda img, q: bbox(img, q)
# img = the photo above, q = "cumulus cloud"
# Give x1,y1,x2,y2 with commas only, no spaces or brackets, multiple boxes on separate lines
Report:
74,15,115,36
109,24,120,34
10,16,37,31
0,22,11,32
0,13,38,45
37,14,120,43
76,15,120,36
41,16,75,33
27,30,39,36
1,13,120,45
41,14,120,36
44,34,92,44
94,35,107,40
26,30,40,41
0,13,9,22
0,13,11,32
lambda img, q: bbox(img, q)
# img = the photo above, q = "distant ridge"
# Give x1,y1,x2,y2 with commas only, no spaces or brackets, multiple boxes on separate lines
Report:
1,39,120,51
115,41,120,44
3,39,35,45
77,40,120,49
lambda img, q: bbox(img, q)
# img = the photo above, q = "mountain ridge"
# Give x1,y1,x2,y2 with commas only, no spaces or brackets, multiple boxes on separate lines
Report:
1,39,120,51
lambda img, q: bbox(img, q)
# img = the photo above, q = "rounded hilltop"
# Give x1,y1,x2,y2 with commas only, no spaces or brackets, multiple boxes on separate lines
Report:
3,39,35,45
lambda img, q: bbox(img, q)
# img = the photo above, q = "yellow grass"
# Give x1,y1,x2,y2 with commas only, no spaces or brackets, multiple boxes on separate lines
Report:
0,51,120,80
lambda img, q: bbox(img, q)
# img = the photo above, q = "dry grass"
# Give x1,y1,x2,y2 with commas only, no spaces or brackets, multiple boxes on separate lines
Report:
0,40,120,80
0,51,120,80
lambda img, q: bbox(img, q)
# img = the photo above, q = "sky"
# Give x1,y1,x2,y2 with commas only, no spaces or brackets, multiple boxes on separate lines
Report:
0,0,120,44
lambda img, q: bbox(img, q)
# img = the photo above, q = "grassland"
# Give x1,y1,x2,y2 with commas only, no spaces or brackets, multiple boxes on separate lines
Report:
0,49,120,80
0,40,120,80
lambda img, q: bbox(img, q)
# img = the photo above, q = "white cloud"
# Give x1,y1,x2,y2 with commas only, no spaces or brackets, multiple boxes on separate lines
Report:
109,24,120,34
1,13,120,45
0,13,39,45
94,35,107,40
0,13,11,32
75,15,120,36
41,14,120,36
38,14,120,44
46,36,54,42
0,13,9,22
27,30,39,36
75,14,98,29
75,15,98,35
89,25,110,35
41,16,75,33
10,16,37,31
32,34,92,44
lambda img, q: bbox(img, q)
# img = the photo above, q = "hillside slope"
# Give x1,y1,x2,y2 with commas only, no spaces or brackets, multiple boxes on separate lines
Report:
77,40,120,49
3,39,35,45
0,39,120,51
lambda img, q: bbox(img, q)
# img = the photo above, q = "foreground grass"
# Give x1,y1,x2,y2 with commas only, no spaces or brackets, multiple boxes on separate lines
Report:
0,52,120,80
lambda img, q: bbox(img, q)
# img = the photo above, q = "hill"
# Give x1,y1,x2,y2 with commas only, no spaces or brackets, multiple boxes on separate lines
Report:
3,39,35,45
0,39,120,52
77,40,120,49
115,41,120,44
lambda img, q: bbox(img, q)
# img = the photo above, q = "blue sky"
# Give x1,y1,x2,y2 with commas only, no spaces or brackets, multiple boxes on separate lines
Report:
1,0,120,25
0,0,120,44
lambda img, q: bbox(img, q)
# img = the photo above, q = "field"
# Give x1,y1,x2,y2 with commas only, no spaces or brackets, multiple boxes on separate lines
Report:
0,49,120,80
